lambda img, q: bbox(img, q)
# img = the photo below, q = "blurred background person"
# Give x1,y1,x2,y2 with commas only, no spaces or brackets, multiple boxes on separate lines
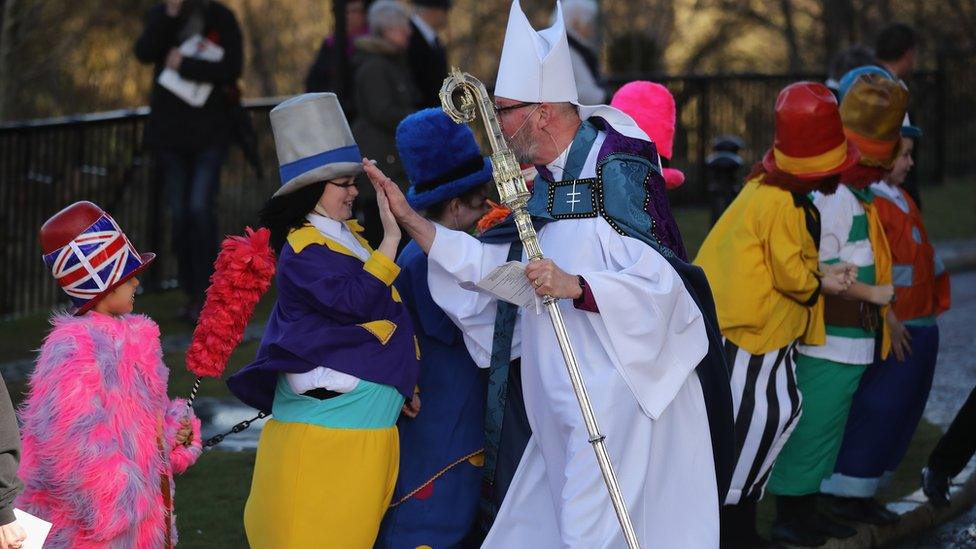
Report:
560,0,605,104
875,22,922,209
352,0,420,247
134,0,244,322
305,0,369,119
407,0,451,108
875,22,917,81
825,44,876,98
923,384,976,508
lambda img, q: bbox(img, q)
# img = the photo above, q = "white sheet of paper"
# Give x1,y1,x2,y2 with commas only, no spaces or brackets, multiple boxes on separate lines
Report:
459,261,542,313
14,508,52,549
157,34,225,107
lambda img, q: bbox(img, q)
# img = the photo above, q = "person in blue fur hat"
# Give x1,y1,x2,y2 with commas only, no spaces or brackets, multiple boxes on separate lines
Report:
375,108,492,548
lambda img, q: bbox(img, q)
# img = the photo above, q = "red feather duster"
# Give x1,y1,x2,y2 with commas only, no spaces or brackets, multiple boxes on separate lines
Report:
186,227,276,378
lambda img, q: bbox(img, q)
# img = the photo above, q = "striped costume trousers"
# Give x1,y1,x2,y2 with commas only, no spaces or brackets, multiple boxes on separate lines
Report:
724,339,803,505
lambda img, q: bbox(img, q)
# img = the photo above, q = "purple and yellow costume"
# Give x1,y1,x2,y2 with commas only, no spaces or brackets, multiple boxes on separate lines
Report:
228,221,420,548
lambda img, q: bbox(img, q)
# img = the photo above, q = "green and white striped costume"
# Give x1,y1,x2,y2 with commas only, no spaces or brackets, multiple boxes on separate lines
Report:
797,185,877,365
768,184,881,496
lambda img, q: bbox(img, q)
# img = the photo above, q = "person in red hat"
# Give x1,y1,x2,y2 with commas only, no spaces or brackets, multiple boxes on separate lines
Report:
16,201,202,548
695,82,859,548
766,73,905,545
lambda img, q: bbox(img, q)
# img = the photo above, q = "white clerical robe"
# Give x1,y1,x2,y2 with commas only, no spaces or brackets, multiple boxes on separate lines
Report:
426,132,719,548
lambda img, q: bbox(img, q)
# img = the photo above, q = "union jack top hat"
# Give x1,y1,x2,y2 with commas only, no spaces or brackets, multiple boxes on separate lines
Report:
40,201,155,315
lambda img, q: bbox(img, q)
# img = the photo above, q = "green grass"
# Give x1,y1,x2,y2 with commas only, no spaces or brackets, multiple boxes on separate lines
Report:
919,178,976,242
756,419,944,536
174,450,254,547
673,205,710,259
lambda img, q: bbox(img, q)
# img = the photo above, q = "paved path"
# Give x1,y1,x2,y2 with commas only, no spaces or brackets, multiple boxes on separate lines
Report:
898,271,976,547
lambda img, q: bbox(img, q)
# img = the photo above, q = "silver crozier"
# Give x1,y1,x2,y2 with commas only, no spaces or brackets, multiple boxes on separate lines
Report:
440,68,641,549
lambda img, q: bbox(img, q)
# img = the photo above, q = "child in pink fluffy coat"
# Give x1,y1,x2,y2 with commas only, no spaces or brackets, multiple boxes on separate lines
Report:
16,201,202,548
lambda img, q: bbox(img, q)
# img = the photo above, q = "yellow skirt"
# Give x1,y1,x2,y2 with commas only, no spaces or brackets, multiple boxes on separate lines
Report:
244,419,400,548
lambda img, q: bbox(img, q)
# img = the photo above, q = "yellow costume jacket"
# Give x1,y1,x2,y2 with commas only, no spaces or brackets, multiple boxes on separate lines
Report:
695,177,825,355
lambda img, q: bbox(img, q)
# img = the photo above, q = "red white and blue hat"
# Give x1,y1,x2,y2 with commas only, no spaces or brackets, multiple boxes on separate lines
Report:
40,201,155,315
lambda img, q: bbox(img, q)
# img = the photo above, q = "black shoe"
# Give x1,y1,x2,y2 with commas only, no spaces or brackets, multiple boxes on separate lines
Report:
823,495,900,526
922,467,951,508
721,529,777,549
806,511,858,539
770,519,827,547
860,498,900,525
722,539,777,549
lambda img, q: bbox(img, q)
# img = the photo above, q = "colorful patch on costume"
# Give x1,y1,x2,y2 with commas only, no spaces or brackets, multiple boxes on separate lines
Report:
546,178,597,219
358,320,397,345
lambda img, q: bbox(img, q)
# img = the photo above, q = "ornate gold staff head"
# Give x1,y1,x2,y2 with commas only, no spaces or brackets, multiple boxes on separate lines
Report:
439,67,478,125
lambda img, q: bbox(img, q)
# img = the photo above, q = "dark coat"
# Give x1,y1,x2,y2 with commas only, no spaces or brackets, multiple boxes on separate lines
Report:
351,35,420,195
134,1,243,152
406,19,448,108
304,32,366,120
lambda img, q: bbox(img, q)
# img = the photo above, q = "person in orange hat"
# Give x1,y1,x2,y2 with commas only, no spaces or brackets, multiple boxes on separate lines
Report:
766,72,905,545
17,201,201,548
695,81,859,548
819,108,951,526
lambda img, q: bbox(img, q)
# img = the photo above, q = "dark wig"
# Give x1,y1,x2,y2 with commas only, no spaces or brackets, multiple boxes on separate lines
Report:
260,181,327,253
424,185,488,221
841,164,886,190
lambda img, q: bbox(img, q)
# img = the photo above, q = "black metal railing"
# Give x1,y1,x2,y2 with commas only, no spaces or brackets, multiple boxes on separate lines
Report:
0,98,284,319
2,57,974,318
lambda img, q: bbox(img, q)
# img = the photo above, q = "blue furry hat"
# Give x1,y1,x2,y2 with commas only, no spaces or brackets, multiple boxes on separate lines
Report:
396,108,493,211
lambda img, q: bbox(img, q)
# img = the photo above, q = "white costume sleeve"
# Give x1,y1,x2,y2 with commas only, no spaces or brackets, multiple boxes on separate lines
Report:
426,224,517,368
579,221,708,419
814,189,853,262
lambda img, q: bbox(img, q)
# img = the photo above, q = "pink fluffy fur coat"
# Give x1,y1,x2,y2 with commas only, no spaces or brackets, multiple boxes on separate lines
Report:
16,312,202,548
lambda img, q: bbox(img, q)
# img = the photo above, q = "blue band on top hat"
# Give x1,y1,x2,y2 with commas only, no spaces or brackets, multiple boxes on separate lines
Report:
279,144,362,185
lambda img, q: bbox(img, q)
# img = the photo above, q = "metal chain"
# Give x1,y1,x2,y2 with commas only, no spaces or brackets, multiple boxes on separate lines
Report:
203,412,269,449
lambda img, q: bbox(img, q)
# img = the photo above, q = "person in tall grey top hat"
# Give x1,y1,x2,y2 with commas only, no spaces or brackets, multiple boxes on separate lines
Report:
228,92,420,548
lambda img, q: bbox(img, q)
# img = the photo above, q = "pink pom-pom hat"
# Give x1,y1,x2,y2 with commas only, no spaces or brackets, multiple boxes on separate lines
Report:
610,81,686,189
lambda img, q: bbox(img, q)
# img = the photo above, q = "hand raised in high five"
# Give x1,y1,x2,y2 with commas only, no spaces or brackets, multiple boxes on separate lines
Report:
363,158,436,252
363,159,414,223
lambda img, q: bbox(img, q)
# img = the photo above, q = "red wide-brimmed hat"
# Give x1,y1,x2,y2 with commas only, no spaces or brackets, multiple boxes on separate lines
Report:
762,82,860,180
40,201,155,315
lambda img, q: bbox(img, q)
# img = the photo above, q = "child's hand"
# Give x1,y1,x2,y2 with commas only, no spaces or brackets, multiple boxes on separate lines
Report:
401,393,421,419
887,310,912,362
175,418,193,447
0,520,26,549
870,284,895,306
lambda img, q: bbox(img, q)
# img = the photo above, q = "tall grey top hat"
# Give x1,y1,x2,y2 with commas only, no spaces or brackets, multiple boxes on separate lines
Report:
271,93,364,196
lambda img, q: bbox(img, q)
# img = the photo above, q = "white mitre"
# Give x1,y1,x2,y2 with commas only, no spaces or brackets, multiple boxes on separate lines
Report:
494,0,649,141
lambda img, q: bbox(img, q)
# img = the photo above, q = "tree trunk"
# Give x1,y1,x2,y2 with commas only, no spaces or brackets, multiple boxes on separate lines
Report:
822,0,855,70
0,0,17,120
240,0,276,96
779,0,802,71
